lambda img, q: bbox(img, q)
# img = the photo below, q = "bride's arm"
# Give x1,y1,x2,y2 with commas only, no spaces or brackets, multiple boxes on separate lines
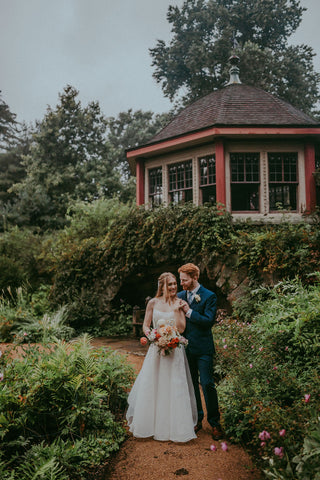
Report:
142,298,155,334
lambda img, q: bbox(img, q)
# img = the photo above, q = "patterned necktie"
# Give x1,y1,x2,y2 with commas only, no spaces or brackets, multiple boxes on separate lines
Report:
188,291,193,304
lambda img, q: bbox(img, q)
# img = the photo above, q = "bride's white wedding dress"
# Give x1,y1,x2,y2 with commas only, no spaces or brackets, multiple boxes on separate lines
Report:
126,308,197,442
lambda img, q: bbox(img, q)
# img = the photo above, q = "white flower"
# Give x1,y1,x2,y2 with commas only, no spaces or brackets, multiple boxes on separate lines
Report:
194,294,201,303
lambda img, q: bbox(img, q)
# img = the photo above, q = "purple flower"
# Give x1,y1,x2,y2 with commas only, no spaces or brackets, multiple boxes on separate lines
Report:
279,429,286,437
260,441,266,448
223,344,228,349
259,430,271,441
210,444,217,451
274,446,284,458
249,363,253,368
304,394,311,403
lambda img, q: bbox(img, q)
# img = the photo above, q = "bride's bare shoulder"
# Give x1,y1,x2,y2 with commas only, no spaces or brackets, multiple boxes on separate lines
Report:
147,297,157,308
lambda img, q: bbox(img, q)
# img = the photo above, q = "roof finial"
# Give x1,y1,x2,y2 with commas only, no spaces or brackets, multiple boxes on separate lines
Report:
226,54,241,85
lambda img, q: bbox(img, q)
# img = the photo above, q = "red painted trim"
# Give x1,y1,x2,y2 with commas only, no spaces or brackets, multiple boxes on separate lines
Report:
215,140,226,206
127,126,320,159
304,144,316,213
136,159,145,205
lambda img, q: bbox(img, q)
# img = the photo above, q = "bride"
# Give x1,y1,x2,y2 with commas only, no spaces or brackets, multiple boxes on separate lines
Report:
126,272,198,442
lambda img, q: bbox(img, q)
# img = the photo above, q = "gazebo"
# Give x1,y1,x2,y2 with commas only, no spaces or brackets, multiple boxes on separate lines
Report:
127,57,320,221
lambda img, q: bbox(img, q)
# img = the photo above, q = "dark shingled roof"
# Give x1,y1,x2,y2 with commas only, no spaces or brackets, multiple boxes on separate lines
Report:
149,84,318,144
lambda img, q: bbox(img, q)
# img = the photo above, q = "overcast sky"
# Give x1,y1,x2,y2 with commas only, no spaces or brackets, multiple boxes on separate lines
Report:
1,0,319,125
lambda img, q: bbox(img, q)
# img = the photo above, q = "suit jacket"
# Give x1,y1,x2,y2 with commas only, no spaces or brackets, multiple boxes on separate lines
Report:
178,285,217,355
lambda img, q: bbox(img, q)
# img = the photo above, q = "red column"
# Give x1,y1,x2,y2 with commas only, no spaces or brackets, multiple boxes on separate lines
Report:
215,139,226,207
136,158,145,206
304,143,316,213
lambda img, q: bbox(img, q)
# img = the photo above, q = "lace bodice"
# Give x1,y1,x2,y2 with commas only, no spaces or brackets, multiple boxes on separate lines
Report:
152,308,176,329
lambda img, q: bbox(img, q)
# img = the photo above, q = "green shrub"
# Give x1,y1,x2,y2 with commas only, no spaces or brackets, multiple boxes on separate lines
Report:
215,277,320,477
0,287,72,343
0,227,46,291
0,335,135,479
0,256,25,293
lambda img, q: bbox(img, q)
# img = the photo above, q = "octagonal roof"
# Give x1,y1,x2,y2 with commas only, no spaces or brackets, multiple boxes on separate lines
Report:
148,83,318,145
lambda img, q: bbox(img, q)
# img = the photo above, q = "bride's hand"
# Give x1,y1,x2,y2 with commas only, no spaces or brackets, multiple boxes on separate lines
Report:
178,299,189,313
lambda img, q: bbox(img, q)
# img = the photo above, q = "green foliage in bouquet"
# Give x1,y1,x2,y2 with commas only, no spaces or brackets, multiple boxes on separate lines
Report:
0,334,135,479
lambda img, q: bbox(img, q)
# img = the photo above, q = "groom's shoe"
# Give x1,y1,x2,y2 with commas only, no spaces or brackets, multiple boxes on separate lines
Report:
212,425,224,440
194,421,202,433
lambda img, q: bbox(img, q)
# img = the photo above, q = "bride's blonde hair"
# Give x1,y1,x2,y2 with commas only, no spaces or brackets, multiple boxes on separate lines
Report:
156,272,177,303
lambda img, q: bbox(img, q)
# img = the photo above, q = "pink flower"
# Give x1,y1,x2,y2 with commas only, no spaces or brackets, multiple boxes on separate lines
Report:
210,444,217,451
251,345,254,349
249,363,253,368
279,429,286,437
223,338,226,343
259,430,271,441
285,346,289,351
304,394,311,403
223,344,228,349
0,373,3,381
274,446,284,458
221,442,228,451
23,332,27,336
259,347,263,352
273,366,277,370
260,442,266,448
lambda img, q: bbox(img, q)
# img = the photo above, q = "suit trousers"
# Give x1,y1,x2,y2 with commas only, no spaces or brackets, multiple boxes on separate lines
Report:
186,351,220,428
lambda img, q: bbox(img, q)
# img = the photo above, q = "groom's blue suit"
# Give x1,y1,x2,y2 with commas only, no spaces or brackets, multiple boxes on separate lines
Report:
178,285,220,428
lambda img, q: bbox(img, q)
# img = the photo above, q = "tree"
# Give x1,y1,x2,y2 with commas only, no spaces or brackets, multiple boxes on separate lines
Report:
0,91,18,151
150,0,320,116
106,109,171,202
0,124,31,231
10,85,122,229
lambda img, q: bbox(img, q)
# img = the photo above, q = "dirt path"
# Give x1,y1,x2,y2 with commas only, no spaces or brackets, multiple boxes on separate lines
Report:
92,337,263,480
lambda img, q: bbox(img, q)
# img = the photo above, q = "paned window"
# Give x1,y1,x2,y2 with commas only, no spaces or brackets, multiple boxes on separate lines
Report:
168,160,193,204
230,153,260,211
268,153,298,210
148,167,163,206
199,155,216,205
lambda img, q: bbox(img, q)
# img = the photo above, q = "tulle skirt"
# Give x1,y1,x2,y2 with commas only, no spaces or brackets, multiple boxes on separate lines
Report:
126,344,197,442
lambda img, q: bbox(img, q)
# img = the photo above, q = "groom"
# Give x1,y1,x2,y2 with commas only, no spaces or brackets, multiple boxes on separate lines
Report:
177,263,223,440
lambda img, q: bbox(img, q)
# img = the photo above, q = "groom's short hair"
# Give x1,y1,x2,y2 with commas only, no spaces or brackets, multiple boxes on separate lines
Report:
178,263,200,279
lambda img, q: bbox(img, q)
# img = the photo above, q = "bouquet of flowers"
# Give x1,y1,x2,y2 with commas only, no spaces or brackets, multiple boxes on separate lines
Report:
141,322,188,356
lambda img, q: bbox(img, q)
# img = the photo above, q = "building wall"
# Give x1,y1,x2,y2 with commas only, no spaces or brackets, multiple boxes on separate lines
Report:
143,139,309,221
